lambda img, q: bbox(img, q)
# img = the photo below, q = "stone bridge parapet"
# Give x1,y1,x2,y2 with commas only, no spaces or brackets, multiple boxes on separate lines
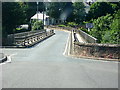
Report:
71,30,120,61
7,29,55,48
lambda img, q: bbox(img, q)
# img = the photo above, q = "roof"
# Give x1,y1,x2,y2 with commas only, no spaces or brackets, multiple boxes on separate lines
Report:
31,12,49,20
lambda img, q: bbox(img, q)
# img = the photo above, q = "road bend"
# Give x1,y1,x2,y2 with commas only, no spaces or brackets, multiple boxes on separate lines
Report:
1,30,118,88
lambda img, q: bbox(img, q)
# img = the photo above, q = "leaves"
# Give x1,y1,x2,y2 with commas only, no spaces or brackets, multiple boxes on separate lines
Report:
32,21,43,30
2,2,28,34
86,2,115,21
72,2,86,23
89,10,120,44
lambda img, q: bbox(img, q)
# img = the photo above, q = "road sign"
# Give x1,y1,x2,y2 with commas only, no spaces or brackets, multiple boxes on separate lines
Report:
86,23,93,28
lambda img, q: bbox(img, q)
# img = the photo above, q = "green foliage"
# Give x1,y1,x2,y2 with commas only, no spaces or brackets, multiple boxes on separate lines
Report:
26,2,44,22
72,2,86,23
16,28,22,31
46,2,73,20
79,27,89,33
89,14,113,43
67,22,78,27
46,2,86,24
58,25,66,27
86,2,115,20
108,10,120,44
2,2,28,34
89,9,120,44
2,2,44,35
32,21,43,30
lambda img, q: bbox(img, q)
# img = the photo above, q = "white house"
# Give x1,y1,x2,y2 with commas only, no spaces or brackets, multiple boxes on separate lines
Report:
30,12,63,25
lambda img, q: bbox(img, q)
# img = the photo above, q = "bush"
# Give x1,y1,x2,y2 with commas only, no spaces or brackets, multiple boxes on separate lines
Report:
58,24,66,27
89,14,113,43
67,22,78,27
79,27,89,33
89,10,120,44
32,20,43,30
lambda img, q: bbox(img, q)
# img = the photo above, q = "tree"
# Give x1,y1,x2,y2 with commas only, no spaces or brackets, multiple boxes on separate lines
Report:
46,2,62,19
2,2,27,34
25,2,44,22
85,2,120,44
108,10,120,44
46,2,73,21
86,2,115,20
89,9,120,44
2,2,44,33
72,2,86,24
89,14,113,43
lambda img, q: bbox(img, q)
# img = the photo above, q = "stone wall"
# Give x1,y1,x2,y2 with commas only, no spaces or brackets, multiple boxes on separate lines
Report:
69,30,120,60
76,30,97,43
73,42,120,60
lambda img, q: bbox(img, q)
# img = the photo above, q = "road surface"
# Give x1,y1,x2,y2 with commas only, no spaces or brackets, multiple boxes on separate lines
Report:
1,30,118,88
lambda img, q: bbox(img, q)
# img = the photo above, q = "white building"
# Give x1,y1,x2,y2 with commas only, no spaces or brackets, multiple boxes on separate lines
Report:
30,12,62,25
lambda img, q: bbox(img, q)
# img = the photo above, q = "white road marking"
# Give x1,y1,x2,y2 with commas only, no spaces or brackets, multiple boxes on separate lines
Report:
63,33,70,56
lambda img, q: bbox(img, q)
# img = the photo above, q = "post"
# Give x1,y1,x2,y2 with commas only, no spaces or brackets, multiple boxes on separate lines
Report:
37,1,39,30
43,2,44,30
88,28,90,32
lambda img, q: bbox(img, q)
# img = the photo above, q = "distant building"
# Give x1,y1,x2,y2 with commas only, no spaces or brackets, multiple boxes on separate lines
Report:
85,0,96,5
30,12,63,25
84,0,96,13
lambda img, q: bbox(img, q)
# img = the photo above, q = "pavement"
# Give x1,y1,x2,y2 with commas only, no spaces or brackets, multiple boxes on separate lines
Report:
1,30,118,88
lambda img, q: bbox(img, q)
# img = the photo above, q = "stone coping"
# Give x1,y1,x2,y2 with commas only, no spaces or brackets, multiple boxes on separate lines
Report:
69,54,120,62
74,42,120,47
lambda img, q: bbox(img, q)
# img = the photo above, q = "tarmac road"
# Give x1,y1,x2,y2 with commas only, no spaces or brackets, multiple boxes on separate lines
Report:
1,30,118,88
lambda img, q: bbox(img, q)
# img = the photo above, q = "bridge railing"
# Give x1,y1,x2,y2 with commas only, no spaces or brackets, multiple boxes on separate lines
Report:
70,30,120,60
14,30,46,38
75,30,97,43
7,29,54,47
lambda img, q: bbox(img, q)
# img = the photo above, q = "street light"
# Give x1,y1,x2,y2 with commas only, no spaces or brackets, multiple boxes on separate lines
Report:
37,1,39,30
43,2,45,30
59,8,61,24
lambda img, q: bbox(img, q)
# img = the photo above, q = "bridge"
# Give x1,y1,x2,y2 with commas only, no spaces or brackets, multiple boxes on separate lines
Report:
47,26,120,60
0,27,119,88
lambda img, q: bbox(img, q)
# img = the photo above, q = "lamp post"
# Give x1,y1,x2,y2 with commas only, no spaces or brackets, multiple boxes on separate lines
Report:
37,1,39,30
43,2,45,30
59,8,61,24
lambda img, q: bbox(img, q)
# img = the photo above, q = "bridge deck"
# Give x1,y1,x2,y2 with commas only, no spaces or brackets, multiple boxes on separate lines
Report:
1,30,118,88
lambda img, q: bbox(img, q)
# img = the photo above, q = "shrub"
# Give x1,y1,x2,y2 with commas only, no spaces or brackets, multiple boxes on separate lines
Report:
58,24,66,27
79,27,89,33
67,22,78,27
32,20,43,30
89,10,120,44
